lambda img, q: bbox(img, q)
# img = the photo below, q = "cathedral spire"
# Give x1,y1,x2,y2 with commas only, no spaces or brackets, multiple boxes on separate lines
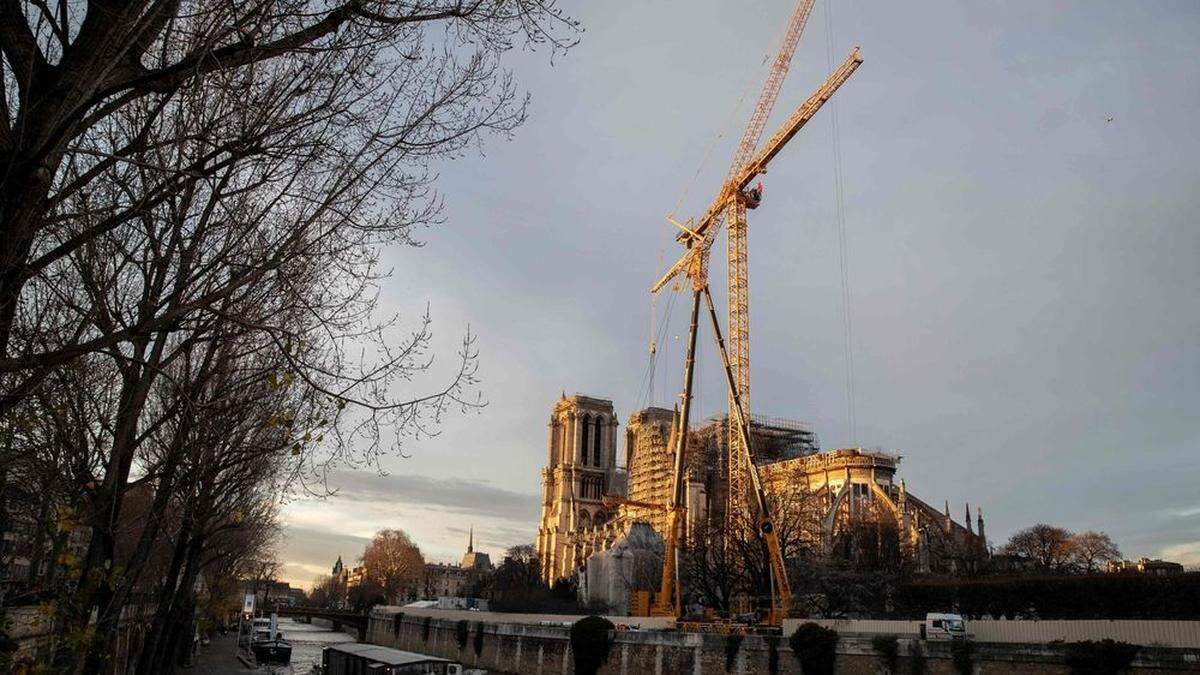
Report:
468,526,474,553
966,503,974,534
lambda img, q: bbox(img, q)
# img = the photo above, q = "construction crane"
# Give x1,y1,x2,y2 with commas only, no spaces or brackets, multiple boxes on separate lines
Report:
649,0,863,626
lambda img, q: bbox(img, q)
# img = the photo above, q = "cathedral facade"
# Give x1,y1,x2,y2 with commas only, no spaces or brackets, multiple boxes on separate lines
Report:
535,394,623,583
535,395,988,587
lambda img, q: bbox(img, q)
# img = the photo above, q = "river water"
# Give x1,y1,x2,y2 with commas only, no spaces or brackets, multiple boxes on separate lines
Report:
273,616,359,673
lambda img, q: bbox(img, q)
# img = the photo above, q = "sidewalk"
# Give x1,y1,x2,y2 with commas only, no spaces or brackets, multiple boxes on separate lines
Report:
189,632,251,674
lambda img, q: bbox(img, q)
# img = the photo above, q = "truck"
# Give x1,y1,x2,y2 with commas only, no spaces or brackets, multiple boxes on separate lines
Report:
923,613,967,640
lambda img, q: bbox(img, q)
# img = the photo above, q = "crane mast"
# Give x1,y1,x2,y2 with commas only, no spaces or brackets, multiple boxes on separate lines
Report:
647,1,863,627
726,0,816,521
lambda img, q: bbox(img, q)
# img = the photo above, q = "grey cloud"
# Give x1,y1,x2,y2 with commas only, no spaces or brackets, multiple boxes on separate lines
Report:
278,526,373,583
282,0,1200,573
325,470,539,523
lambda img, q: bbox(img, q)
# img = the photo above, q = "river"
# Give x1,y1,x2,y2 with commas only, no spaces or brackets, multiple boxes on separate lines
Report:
274,616,359,673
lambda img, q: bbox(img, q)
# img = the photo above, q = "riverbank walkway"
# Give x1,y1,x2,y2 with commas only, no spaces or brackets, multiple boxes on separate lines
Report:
190,632,251,674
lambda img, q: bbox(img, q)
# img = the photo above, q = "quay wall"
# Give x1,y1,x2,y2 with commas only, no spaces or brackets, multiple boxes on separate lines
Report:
365,607,1200,674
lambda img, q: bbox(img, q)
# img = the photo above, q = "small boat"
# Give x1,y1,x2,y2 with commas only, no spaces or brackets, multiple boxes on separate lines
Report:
250,613,292,665
251,636,293,665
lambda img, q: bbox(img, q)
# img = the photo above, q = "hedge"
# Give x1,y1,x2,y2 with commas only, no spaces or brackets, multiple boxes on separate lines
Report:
896,573,1200,619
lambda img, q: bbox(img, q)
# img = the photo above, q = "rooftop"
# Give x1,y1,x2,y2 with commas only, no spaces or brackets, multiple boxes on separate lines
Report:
324,642,454,665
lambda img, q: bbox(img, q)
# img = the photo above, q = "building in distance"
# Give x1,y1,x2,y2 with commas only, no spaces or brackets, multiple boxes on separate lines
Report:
422,528,493,599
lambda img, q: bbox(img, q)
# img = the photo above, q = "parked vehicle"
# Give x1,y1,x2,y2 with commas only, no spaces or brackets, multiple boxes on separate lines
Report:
923,612,967,640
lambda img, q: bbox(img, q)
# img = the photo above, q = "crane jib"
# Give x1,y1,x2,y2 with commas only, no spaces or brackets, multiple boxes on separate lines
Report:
649,47,863,295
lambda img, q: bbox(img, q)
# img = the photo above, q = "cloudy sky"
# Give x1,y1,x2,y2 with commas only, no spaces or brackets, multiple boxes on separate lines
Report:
276,0,1200,587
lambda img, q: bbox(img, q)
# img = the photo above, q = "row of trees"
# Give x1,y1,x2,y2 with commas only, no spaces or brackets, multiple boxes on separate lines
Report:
301,539,581,615
999,524,1123,573
671,477,1129,618
0,1,577,673
480,544,580,613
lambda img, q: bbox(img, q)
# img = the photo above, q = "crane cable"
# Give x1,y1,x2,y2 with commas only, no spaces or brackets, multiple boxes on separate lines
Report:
639,286,680,410
824,0,858,446
667,51,772,221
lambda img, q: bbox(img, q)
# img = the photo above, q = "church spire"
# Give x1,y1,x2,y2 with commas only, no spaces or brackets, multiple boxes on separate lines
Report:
966,503,974,534
468,526,474,553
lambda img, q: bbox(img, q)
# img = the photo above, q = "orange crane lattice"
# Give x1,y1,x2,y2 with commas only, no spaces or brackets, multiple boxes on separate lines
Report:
649,0,863,626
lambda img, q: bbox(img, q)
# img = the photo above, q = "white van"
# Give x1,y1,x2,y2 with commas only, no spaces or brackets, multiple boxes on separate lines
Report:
923,613,967,640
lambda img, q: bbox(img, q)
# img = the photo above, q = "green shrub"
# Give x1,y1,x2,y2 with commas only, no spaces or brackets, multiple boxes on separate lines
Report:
871,634,899,673
764,634,780,675
1063,639,1139,675
569,615,615,675
907,639,927,675
789,622,838,675
473,621,485,657
421,615,431,643
455,619,469,649
950,639,974,675
724,632,744,672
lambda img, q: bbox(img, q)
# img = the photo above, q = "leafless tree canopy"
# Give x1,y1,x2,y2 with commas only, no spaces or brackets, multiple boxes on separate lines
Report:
0,2,577,673
1001,525,1122,574
361,527,425,603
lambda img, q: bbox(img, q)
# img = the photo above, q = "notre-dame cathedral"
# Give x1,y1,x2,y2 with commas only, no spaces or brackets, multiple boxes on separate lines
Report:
535,393,988,590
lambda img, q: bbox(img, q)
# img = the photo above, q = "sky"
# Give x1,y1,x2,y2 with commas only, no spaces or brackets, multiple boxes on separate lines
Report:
276,0,1200,588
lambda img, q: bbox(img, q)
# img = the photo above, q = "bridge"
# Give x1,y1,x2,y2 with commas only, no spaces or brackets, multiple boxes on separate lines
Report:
273,605,370,641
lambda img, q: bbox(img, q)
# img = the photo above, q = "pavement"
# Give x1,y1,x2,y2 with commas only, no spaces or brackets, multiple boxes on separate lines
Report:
188,632,252,674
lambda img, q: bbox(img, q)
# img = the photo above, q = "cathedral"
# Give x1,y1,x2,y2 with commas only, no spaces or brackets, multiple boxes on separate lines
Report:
535,394,988,590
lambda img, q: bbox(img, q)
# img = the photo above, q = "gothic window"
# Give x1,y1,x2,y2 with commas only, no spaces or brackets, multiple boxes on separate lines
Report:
580,415,590,465
592,416,603,466
551,423,560,465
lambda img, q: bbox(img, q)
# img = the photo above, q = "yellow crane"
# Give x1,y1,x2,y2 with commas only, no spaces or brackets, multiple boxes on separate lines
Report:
649,0,863,626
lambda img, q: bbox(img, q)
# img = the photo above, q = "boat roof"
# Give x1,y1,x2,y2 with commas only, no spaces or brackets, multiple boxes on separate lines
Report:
325,643,455,666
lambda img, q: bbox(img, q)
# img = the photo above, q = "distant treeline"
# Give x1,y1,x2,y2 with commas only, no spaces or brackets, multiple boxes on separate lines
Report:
894,572,1200,620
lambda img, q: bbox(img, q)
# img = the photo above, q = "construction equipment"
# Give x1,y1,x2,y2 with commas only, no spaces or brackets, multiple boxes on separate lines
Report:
649,0,863,626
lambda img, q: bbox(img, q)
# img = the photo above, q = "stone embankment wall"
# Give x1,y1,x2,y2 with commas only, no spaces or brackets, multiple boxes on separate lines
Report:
365,607,1200,674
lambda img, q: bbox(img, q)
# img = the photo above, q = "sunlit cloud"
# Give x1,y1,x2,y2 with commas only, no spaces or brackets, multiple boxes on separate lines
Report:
1160,505,1200,519
276,472,539,588
1159,542,1200,568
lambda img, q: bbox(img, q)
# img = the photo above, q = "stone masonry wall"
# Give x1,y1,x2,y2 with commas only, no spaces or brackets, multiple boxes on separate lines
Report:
365,610,1200,675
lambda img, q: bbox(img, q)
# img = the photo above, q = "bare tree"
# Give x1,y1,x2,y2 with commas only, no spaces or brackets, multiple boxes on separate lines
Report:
1069,531,1121,574
0,1,578,411
308,574,336,608
361,528,425,604
0,3,578,673
1002,524,1075,572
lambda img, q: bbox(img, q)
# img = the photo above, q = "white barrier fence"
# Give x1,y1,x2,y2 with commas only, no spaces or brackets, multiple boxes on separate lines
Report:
791,618,1200,649
375,607,1200,649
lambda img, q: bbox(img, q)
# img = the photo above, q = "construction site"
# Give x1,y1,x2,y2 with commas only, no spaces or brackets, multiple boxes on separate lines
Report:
533,0,988,630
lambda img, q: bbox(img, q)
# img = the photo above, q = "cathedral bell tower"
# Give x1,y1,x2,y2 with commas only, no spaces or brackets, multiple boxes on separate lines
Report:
536,394,619,584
